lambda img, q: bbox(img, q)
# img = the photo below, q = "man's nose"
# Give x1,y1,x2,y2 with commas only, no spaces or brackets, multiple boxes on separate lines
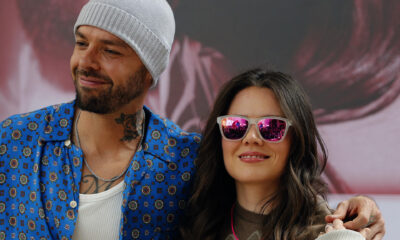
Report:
79,47,100,70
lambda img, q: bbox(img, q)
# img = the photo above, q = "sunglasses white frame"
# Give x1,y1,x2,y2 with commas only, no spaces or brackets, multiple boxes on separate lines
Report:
216,115,292,143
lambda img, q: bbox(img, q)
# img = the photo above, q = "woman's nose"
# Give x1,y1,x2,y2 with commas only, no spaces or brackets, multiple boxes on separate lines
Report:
243,124,263,145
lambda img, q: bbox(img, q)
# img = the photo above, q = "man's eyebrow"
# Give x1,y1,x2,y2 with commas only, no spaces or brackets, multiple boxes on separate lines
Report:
75,30,128,49
100,39,129,49
75,30,87,40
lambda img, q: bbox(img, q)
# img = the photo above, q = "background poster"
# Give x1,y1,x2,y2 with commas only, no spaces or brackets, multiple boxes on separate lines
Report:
1,0,399,238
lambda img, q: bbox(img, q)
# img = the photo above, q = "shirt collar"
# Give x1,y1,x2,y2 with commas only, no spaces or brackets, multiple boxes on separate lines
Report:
141,106,189,162
40,102,179,163
40,102,166,146
39,100,76,142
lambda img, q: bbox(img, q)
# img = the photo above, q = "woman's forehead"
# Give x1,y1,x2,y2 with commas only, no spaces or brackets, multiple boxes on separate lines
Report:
228,86,284,117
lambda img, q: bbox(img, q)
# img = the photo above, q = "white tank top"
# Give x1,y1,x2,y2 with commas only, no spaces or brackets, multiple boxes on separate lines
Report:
72,181,125,240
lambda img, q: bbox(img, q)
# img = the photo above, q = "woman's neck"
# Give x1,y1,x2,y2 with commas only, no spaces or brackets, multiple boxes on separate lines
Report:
235,181,278,214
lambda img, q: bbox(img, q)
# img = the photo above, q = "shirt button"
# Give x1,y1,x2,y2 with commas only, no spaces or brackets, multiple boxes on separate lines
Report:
70,200,77,208
64,139,71,147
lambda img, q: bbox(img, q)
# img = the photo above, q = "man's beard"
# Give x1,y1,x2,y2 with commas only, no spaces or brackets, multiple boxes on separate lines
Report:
74,67,147,114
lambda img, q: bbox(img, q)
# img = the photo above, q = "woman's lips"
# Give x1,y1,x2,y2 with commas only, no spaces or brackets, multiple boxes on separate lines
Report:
239,152,270,163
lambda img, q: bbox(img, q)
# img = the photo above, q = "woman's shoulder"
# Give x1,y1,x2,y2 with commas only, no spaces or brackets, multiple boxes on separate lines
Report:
297,198,333,239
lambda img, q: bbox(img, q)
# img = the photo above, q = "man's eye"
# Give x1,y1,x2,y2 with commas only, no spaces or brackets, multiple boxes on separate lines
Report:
105,49,121,55
75,41,87,47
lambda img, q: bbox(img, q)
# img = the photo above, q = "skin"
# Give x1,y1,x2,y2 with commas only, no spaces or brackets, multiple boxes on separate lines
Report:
326,196,386,240
222,86,291,213
319,219,347,238
70,25,152,194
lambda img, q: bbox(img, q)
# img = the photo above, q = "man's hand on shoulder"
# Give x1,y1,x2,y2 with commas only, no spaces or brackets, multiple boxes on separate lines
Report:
325,195,385,240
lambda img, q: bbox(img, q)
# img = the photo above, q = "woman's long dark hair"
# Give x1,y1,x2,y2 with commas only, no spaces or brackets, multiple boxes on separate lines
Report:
180,68,328,239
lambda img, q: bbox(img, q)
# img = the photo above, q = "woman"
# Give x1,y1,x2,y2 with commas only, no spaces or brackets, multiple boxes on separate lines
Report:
181,68,365,239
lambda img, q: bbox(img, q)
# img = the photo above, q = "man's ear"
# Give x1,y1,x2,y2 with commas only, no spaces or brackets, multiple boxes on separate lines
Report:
145,71,153,87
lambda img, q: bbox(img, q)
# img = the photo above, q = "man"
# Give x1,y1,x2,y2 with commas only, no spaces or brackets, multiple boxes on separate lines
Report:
0,0,385,239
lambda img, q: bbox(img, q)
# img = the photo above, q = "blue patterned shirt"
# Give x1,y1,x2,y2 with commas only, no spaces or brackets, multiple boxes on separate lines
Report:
0,101,201,240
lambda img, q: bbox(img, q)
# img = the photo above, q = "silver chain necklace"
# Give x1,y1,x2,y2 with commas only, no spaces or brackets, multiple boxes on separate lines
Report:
74,109,145,182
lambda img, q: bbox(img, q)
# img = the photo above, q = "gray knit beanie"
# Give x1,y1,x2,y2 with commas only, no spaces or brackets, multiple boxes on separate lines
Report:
74,0,175,87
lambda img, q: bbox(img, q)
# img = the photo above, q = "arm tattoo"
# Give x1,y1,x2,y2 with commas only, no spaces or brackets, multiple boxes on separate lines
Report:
115,111,144,142
81,174,118,194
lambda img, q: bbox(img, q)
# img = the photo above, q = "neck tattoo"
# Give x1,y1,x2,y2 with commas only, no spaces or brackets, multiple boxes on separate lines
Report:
115,111,145,142
74,109,145,183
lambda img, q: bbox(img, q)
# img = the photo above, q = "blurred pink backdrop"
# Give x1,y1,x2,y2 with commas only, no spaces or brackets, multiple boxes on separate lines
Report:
1,0,399,195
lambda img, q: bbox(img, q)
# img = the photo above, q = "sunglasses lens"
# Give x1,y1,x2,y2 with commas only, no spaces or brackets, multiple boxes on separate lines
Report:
220,117,248,140
258,118,287,142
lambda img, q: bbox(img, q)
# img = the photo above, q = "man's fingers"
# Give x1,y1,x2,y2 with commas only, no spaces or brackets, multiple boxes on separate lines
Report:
332,219,345,230
325,223,334,233
326,201,349,223
368,215,385,240
359,227,384,240
349,212,384,240
343,198,373,230
343,213,369,230
359,228,371,238
334,201,350,217
371,232,385,240
325,215,336,223
327,195,385,239
344,207,382,230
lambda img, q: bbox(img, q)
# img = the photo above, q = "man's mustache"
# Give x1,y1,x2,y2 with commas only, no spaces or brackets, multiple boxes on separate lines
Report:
75,69,112,83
